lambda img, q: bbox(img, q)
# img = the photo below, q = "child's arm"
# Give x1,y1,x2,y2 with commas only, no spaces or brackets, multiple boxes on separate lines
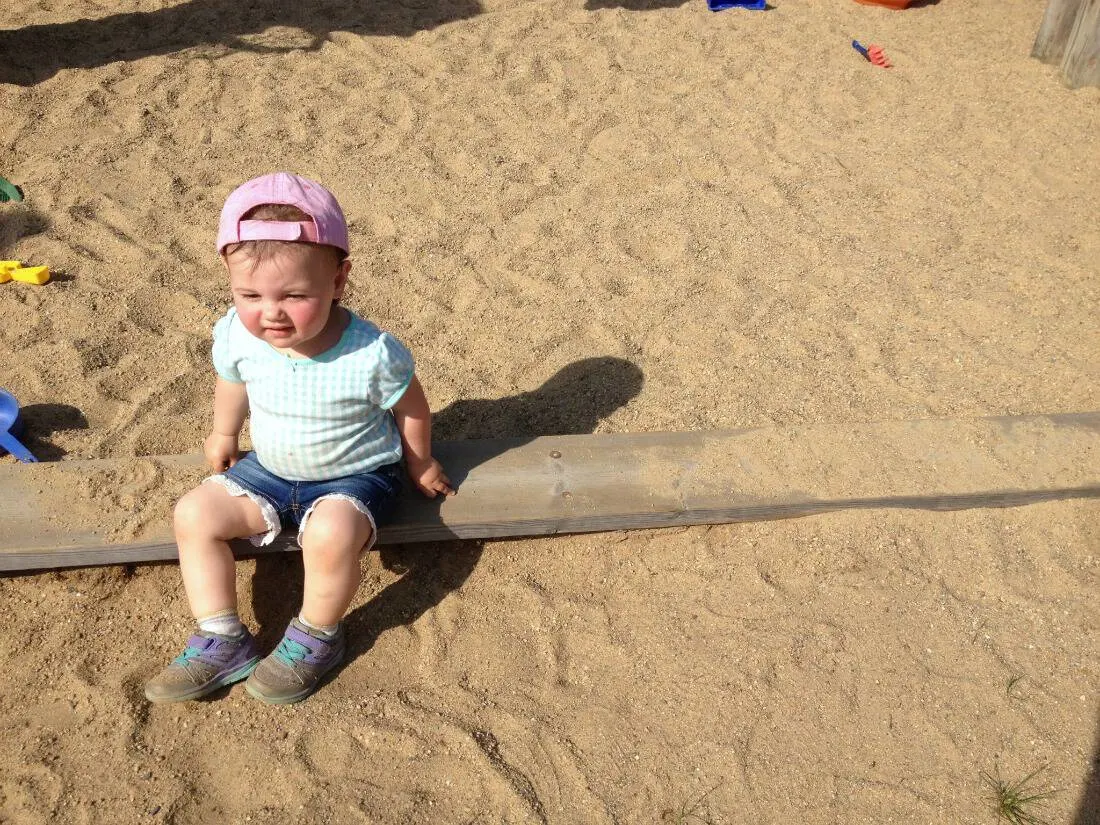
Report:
204,378,249,472
392,375,455,498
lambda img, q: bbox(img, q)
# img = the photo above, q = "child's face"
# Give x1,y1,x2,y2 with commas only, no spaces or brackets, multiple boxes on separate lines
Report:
224,244,351,355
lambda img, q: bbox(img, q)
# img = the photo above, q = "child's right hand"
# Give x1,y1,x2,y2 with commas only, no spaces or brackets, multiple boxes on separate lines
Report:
407,455,455,499
204,432,240,473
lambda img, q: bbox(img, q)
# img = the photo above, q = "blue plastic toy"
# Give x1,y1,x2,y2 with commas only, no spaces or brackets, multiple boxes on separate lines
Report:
0,389,37,462
708,0,766,9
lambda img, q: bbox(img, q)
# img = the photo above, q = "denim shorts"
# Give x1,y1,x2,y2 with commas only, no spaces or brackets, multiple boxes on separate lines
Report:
205,451,404,550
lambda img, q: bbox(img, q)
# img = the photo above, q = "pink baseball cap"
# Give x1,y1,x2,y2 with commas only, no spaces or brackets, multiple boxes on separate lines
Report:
216,172,349,255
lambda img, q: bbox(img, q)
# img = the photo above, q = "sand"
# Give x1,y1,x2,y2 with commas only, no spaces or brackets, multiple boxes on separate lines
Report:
1,0,1099,822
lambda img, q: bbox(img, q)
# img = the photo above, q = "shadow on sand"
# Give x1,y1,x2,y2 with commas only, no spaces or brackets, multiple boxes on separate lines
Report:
0,0,482,85
1074,708,1100,825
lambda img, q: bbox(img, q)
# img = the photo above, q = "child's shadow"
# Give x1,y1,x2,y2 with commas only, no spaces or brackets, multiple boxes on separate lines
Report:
249,356,644,663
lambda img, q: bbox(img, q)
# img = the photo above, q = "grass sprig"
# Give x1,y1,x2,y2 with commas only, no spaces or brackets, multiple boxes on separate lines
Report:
981,765,1058,825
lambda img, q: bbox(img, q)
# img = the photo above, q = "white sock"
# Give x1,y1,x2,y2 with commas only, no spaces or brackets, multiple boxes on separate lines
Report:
198,610,245,637
298,614,339,638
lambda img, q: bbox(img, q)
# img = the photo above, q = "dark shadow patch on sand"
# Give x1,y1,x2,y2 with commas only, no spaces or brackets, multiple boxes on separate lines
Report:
1074,707,1100,825
16,404,90,462
0,203,51,253
0,0,483,85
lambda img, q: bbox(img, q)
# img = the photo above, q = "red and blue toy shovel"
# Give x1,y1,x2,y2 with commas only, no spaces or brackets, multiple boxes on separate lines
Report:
852,40,892,68
0,389,38,462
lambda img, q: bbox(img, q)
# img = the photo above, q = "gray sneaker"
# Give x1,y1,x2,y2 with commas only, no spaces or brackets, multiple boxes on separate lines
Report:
145,629,260,703
244,618,345,705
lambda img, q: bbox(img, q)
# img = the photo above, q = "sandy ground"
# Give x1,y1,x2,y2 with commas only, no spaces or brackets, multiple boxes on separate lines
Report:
1,0,1099,822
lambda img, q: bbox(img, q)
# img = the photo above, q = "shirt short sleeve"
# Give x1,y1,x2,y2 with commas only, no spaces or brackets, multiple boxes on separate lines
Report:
367,332,415,409
211,309,244,383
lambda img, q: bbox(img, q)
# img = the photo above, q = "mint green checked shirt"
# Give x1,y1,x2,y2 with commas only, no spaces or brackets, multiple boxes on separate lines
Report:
212,308,414,481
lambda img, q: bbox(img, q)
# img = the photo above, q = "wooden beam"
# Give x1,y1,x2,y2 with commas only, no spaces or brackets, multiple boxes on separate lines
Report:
1062,0,1100,88
1034,0,1086,63
1,413,1098,572
1034,0,1100,87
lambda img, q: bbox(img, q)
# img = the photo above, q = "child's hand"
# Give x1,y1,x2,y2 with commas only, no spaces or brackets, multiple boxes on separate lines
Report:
204,432,240,473
407,456,455,498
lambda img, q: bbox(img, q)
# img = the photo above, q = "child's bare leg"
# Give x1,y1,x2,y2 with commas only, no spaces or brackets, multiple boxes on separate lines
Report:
243,498,370,705
298,498,374,627
174,482,270,619
145,484,270,704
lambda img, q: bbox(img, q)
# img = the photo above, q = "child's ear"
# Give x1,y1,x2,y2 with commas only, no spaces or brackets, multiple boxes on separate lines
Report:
333,259,351,300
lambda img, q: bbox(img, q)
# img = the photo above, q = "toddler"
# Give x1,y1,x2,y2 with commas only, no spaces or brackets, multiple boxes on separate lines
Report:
145,172,454,705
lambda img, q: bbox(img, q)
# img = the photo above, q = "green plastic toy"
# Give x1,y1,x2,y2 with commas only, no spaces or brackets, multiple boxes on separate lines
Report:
0,176,24,203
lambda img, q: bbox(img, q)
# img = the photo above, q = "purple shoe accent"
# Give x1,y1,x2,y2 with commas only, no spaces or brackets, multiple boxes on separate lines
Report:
144,629,260,703
244,619,346,705
179,632,258,667
282,621,341,666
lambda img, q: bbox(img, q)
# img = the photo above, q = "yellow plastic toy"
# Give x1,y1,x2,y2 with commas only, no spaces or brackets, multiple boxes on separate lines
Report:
11,265,49,285
0,261,50,285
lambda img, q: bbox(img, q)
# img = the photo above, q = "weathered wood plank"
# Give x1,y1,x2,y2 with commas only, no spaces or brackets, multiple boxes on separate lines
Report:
1062,0,1100,87
1,413,1098,572
1034,0,1087,63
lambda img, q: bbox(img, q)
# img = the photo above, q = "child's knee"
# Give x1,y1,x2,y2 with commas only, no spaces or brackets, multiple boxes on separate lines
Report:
173,488,211,538
301,501,373,555
174,485,252,542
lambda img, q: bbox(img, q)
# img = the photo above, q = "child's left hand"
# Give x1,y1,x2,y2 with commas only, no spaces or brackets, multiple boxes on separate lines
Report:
407,456,455,498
